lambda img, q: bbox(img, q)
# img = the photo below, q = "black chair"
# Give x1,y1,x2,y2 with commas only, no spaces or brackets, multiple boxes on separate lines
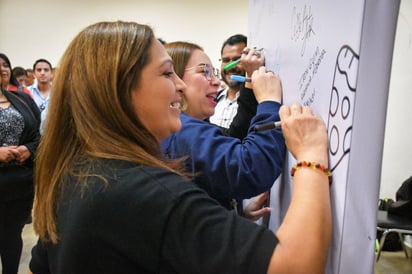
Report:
376,210,412,261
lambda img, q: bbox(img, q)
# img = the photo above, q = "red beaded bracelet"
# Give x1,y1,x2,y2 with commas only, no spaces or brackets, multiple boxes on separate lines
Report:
290,161,333,184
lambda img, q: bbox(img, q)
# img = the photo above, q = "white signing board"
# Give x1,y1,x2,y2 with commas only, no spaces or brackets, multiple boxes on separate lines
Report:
248,0,400,273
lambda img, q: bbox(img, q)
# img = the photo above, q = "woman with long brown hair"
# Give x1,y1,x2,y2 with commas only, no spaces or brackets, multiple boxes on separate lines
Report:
29,21,331,273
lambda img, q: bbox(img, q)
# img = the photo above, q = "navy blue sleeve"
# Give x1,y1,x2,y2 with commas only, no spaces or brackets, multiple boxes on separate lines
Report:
162,101,285,201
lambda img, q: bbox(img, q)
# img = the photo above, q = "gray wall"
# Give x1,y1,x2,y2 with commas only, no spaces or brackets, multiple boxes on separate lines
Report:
380,0,412,198
1,0,411,199
0,0,248,69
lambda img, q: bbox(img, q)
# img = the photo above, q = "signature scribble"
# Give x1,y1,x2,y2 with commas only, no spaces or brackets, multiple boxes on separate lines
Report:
291,5,316,56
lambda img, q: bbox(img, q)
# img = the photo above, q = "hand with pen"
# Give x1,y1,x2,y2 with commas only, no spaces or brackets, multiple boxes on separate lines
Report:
230,47,265,89
249,66,282,104
224,47,264,72
240,47,265,73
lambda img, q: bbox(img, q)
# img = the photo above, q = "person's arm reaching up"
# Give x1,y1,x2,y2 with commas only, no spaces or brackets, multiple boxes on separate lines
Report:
268,103,332,274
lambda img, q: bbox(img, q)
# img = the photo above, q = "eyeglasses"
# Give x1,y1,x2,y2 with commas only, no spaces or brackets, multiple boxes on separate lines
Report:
185,63,220,81
219,56,241,64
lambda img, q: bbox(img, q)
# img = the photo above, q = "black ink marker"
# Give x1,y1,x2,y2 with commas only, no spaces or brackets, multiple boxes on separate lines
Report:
254,121,282,132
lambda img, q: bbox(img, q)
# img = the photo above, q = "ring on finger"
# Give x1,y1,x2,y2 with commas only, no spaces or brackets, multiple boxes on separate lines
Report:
291,104,302,112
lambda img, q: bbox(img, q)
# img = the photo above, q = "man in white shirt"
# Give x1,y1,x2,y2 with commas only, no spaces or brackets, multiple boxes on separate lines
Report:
28,58,53,112
209,34,247,128
210,36,271,220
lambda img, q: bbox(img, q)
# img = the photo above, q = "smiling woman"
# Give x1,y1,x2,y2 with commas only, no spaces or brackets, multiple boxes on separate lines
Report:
131,41,185,141
161,41,285,214
181,48,221,120
27,20,332,274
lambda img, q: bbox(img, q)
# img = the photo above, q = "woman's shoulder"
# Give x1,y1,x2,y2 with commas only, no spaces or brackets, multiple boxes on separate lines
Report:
7,85,19,92
5,88,40,118
104,162,199,202
130,165,186,186
21,86,32,96
180,113,222,133
101,160,184,185
164,114,238,150
6,86,32,101
7,85,32,97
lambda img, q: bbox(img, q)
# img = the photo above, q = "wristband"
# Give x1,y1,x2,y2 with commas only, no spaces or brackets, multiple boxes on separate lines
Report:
290,161,332,184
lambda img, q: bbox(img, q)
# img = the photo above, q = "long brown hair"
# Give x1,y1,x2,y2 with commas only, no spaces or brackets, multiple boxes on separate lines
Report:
33,21,183,243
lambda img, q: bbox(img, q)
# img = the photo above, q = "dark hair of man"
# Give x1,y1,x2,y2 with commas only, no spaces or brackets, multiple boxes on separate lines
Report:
33,58,52,71
220,34,247,55
12,66,27,77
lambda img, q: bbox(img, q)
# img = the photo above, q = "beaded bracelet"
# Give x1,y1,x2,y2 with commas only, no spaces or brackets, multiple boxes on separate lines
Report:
290,161,333,184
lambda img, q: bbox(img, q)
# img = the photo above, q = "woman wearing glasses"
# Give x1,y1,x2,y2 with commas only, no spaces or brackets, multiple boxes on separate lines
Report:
161,41,285,215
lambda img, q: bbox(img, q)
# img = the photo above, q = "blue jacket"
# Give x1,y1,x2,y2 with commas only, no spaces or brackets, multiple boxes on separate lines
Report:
161,101,285,209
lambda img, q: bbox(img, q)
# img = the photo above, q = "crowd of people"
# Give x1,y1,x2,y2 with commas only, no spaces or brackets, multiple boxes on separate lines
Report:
1,20,332,274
